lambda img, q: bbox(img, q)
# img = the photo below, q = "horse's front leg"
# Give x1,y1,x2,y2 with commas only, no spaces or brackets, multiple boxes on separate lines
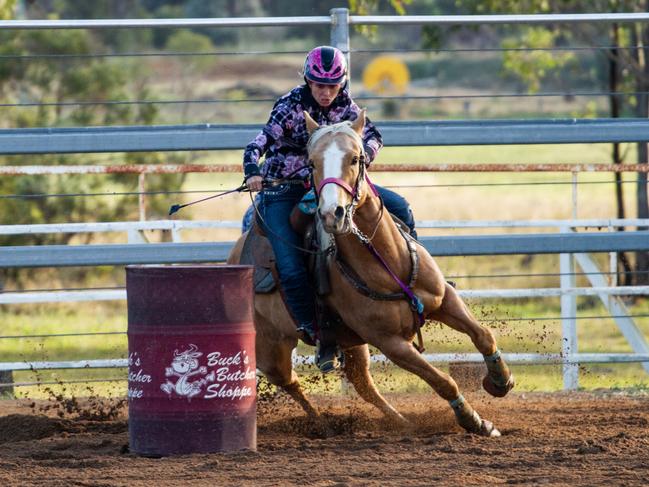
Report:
254,306,319,419
259,338,318,418
429,282,515,398
343,344,408,426
376,335,500,437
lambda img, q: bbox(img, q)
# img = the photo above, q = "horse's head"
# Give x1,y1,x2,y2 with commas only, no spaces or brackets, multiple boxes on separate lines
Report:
305,110,367,235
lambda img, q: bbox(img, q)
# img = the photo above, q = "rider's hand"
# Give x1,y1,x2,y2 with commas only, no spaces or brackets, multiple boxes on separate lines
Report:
246,175,263,192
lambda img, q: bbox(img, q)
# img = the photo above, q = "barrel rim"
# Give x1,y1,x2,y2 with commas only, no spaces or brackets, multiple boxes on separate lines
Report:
126,264,253,270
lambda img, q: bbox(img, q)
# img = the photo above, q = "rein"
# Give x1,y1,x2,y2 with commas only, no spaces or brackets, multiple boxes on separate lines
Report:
337,227,426,353
247,163,338,256
249,186,334,257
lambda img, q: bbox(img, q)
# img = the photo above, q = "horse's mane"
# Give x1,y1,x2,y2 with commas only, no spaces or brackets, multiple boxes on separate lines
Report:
306,120,363,154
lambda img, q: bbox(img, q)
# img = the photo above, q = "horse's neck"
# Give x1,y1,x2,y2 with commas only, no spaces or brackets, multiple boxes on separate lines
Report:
336,194,409,275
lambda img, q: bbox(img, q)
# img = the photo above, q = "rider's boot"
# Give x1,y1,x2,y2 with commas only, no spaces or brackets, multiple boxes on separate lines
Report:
296,321,317,347
315,317,343,374
296,321,341,373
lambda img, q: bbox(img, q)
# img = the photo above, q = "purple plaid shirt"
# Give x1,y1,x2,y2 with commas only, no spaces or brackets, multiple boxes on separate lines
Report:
243,85,383,181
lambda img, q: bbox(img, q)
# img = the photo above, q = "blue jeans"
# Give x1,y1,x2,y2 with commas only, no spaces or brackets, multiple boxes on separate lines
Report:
375,185,417,239
254,183,417,327
259,182,315,326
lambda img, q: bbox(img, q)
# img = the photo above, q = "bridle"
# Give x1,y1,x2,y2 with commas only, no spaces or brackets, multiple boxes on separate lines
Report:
308,122,380,239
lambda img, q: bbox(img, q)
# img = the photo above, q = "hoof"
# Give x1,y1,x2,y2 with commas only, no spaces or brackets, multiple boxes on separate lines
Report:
479,419,501,438
389,412,410,428
482,374,515,398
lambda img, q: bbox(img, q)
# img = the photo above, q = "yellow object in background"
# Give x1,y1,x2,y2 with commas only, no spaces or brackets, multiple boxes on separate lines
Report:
362,55,410,95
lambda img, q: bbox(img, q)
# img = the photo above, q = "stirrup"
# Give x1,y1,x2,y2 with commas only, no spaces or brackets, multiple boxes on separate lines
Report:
315,341,342,374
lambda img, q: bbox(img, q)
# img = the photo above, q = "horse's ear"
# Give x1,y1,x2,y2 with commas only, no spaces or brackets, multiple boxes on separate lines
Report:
304,111,319,135
351,109,366,136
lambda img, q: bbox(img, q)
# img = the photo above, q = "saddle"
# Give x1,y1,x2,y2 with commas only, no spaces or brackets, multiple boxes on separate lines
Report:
240,201,416,299
238,204,332,297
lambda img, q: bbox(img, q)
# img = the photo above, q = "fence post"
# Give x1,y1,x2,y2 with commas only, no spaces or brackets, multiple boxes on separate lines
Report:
560,226,579,390
138,172,146,221
0,370,14,397
330,8,351,87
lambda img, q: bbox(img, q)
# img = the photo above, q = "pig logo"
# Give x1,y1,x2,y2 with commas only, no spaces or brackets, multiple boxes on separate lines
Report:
160,344,215,398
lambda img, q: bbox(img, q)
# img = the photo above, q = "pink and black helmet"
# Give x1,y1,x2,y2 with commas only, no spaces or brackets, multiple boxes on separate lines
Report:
303,46,347,85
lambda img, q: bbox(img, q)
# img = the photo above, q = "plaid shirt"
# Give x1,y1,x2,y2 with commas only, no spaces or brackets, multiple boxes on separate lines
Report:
243,85,382,181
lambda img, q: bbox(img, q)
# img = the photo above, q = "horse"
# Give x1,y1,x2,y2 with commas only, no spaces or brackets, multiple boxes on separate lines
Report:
227,110,514,437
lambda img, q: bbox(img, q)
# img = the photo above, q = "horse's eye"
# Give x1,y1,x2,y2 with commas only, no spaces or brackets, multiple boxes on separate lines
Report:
351,156,359,166
308,159,315,168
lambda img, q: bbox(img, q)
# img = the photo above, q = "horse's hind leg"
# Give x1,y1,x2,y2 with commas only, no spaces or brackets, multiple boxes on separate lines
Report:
430,282,514,398
377,335,499,437
343,344,408,426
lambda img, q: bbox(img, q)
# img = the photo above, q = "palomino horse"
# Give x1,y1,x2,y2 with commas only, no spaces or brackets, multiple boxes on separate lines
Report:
228,110,514,436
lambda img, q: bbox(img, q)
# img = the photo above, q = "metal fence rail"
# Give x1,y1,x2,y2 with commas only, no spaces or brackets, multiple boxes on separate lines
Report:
2,11,649,30
1,229,648,391
2,232,649,268
2,119,649,154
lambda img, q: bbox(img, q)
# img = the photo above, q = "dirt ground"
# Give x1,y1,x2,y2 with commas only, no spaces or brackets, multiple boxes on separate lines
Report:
0,390,648,487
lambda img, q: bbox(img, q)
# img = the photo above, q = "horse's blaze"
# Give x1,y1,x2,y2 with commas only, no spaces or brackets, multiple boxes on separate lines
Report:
318,140,349,233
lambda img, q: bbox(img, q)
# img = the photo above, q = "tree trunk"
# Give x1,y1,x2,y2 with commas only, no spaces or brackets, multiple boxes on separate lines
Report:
227,0,238,17
638,23,649,285
631,21,649,285
608,23,634,285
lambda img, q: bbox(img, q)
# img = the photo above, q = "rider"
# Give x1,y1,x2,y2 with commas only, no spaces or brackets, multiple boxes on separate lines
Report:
243,46,417,372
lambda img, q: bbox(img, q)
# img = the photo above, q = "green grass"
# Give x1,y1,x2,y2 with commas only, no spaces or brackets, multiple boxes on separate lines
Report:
5,294,647,399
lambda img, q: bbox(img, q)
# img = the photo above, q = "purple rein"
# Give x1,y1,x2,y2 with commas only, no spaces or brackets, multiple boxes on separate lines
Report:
317,170,424,326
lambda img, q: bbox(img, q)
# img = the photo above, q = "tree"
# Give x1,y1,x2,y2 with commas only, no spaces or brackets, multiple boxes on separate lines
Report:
456,0,649,286
0,0,15,19
0,26,187,285
164,30,215,123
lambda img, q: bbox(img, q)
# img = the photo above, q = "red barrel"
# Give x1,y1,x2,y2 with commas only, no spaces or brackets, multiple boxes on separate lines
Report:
126,265,256,456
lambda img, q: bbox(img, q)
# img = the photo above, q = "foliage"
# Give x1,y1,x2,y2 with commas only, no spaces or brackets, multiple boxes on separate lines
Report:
454,0,649,283
501,29,577,93
348,0,412,39
349,0,410,15
0,0,15,19
0,26,181,286
164,30,215,122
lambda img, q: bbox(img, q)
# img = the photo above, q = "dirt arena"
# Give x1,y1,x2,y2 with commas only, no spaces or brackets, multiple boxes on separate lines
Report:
0,390,648,486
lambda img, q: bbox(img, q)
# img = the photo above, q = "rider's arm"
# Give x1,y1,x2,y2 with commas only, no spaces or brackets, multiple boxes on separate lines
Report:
348,101,383,165
242,101,291,184
243,133,267,181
